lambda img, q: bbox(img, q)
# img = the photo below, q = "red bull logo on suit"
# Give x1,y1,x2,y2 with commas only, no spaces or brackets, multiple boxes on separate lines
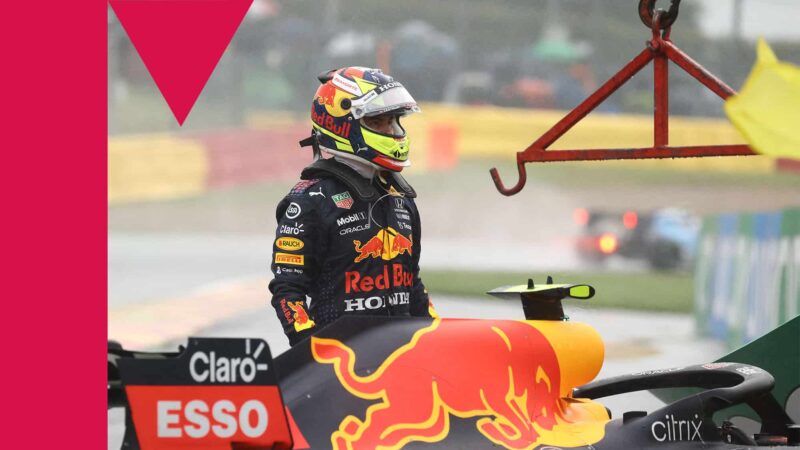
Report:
311,319,610,450
352,227,412,263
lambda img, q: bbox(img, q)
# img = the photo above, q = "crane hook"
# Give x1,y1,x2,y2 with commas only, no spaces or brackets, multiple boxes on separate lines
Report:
489,162,528,197
638,0,680,30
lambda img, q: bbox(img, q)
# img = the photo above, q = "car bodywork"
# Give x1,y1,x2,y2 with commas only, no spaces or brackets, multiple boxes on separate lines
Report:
108,283,799,449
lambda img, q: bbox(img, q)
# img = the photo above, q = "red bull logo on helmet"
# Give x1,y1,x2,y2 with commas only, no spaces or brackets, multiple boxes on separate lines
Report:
353,227,412,263
312,319,609,450
312,109,352,138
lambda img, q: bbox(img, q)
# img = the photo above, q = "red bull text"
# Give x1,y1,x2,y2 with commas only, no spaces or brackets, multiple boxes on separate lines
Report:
344,264,412,293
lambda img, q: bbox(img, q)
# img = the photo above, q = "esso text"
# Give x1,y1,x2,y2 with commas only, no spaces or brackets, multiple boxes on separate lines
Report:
157,399,268,439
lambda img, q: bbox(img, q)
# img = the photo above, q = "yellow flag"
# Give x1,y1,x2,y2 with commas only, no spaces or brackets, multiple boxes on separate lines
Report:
725,39,800,160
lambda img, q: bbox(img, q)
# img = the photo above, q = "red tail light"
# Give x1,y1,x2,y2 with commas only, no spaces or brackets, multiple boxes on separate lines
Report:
574,208,590,225
623,211,638,229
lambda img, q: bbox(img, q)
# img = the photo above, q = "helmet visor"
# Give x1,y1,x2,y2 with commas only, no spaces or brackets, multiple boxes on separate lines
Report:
351,82,420,119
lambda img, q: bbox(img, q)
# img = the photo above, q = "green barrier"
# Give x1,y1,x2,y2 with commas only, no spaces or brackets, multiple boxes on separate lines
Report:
694,207,800,349
661,224,799,427
712,316,800,425
653,316,799,428
780,209,800,324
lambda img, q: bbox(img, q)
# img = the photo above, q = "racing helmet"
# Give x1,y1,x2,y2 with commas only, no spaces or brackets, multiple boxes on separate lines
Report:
310,67,420,172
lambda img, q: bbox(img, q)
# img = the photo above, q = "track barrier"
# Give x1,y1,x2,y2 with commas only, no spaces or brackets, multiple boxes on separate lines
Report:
694,207,800,349
109,105,793,205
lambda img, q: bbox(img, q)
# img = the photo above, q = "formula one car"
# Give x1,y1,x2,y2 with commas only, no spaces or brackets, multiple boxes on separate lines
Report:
574,208,700,271
108,280,800,449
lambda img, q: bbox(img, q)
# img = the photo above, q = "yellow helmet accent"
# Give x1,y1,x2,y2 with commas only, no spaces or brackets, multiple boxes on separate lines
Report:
361,126,410,162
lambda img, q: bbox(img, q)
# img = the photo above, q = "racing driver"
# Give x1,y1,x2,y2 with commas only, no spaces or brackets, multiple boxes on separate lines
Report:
269,67,436,346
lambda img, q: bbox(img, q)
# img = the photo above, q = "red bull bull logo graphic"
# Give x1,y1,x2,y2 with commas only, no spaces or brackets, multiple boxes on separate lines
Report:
312,319,609,450
353,227,412,263
315,82,353,119
287,301,315,332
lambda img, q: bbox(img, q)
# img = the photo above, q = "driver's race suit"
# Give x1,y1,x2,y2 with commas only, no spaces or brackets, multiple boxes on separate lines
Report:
269,159,433,345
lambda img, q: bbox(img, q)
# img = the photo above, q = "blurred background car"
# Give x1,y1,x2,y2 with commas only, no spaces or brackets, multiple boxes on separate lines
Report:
575,207,701,271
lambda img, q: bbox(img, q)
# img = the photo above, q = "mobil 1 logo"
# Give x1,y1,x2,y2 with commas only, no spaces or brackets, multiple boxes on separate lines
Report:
117,337,293,449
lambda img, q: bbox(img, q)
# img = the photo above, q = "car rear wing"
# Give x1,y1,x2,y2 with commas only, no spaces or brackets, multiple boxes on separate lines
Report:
108,338,293,450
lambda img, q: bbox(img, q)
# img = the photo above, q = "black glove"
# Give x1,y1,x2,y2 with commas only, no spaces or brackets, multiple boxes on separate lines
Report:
288,327,316,347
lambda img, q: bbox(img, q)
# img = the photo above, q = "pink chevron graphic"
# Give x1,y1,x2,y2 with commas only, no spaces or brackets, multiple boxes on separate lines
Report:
109,0,253,125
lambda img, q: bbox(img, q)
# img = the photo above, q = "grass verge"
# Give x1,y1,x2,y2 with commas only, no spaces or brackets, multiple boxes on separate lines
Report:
422,269,694,313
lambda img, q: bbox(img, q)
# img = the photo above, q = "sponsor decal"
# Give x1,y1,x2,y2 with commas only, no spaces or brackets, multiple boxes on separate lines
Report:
310,320,605,450
631,367,683,376
344,264,414,294
279,299,293,324
275,253,304,266
344,292,410,312
312,109,352,138
397,222,412,231
289,179,319,195
275,237,304,252
316,83,336,106
332,73,362,96
153,398,269,439
336,211,366,227
285,202,301,219
188,343,269,384
353,227,412,263
275,267,303,275
736,366,762,375
279,222,304,235
387,185,403,197
651,414,703,442
702,362,733,370
374,80,403,95
339,223,371,236
332,191,354,209
394,198,404,209
353,90,378,107
120,338,292,449
396,213,411,221
287,301,315,332
309,186,325,198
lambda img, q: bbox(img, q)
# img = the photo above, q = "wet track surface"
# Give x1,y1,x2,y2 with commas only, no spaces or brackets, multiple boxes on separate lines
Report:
108,230,640,307
108,232,274,308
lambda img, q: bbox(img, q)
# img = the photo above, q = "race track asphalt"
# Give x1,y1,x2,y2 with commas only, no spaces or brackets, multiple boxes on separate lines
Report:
107,230,642,348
